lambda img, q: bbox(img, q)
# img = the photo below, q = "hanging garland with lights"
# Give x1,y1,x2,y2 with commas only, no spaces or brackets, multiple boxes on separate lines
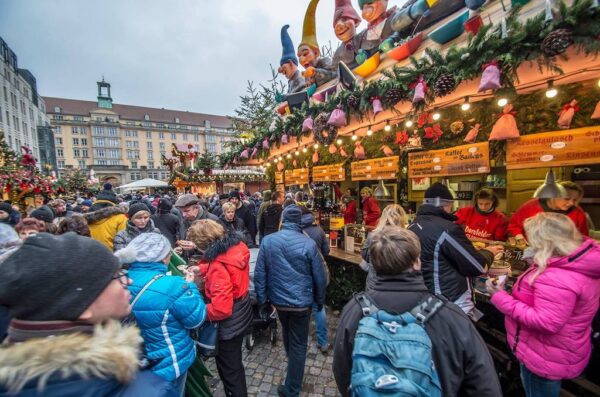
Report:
223,0,600,166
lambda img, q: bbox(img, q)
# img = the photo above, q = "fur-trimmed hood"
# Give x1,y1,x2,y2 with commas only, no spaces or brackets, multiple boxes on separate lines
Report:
202,231,244,264
0,321,142,394
84,206,126,225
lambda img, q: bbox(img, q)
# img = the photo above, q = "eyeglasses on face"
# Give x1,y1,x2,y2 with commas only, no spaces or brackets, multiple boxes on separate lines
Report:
111,269,129,287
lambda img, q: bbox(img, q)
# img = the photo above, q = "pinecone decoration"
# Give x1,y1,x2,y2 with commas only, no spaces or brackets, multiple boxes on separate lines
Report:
383,87,404,106
541,29,573,57
347,93,361,110
434,73,456,97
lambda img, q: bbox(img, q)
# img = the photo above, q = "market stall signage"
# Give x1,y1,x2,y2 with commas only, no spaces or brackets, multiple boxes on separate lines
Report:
506,127,600,170
313,163,346,182
351,156,399,181
284,168,309,186
274,172,284,185
408,142,490,178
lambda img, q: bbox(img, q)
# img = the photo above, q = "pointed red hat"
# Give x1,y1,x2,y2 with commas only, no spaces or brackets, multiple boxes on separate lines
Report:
333,0,361,27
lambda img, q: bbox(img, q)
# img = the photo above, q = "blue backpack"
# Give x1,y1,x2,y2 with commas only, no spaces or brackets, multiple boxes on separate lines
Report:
351,293,445,397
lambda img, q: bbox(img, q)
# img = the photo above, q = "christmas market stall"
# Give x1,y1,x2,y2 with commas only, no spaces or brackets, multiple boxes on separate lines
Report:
227,0,600,394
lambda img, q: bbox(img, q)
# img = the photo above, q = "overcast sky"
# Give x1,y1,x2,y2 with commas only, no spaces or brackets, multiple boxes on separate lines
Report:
0,0,371,117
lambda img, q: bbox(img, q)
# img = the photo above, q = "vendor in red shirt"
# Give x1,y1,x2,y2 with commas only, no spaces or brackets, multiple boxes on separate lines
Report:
334,184,358,225
360,187,381,227
455,188,509,241
508,180,589,241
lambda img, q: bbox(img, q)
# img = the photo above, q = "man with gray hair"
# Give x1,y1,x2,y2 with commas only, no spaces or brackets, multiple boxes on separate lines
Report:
174,194,219,255
407,183,502,315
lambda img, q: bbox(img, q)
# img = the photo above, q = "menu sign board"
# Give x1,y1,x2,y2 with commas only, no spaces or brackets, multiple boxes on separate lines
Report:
351,156,399,181
506,127,600,170
408,142,490,178
284,168,309,186
313,163,346,182
274,172,284,185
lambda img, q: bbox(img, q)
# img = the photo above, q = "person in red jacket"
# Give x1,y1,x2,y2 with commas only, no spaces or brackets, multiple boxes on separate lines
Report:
508,186,589,241
187,219,252,397
333,184,358,225
360,187,381,227
455,188,509,241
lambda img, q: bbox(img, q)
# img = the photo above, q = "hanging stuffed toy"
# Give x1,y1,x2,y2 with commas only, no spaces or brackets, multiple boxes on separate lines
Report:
424,124,443,142
277,161,284,171
478,60,501,92
302,116,314,132
591,100,600,120
328,143,338,154
557,99,579,129
339,146,348,157
281,133,289,145
354,141,366,159
262,138,270,150
464,124,481,143
328,107,347,127
312,151,319,163
381,145,394,157
410,76,427,104
489,104,520,140
240,148,250,159
371,97,383,115
396,130,409,145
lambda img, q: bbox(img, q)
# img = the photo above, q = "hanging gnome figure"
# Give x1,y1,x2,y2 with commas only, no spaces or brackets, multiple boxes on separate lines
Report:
331,0,362,70
278,25,305,95
298,0,337,88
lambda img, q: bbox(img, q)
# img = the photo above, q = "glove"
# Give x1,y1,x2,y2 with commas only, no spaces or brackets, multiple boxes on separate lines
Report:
355,49,369,66
258,303,271,321
317,304,324,312
379,37,395,53
306,83,318,97
274,91,286,103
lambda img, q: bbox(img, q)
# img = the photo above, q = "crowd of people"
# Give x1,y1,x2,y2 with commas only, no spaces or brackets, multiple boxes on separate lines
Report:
0,180,598,397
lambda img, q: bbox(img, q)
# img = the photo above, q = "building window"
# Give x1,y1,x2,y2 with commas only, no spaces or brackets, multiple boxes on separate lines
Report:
175,117,180,123
194,134,199,142
125,130,138,137
78,160,86,169
55,137,63,145
107,138,119,147
131,161,138,169
82,149,88,158
147,151,154,161
127,150,140,159
206,135,216,143
194,144,200,151
183,133,188,141
108,149,121,158
207,143,217,153
93,137,105,147
57,160,65,169
94,149,106,157
146,131,152,139
159,132,164,139
204,120,211,130
54,106,61,113
144,114,150,121
56,148,64,157
73,148,80,157
159,142,165,150
93,126,104,135
146,141,153,149
73,116,84,121
126,140,139,148
108,160,121,166
148,161,154,169
107,127,118,136
53,115,63,121
96,160,107,166
81,138,88,146
73,138,79,146
170,133,176,140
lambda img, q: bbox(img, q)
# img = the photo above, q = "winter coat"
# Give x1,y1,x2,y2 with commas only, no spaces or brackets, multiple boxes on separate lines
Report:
361,196,381,227
360,233,377,291
256,200,271,233
128,262,206,381
259,203,283,238
455,206,509,241
181,206,219,237
491,238,600,380
300,213,330,257
0,321,178,397
255,221,327,309
343,200,358,225
151,213,181,248
408,204,493,312
235,203,256,244
218,215,253,247
333,271,502,397
83,205,127,251
508,198,589,238
113,220,161,252
196,232,252,341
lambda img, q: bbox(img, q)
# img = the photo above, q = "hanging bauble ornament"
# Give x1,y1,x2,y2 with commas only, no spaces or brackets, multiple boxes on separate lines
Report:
410,76,427,103
383,87,405,107
464,124,481,143
557,99,579,129
371,97,383,115
277,161,284,171
591,101,600,120
302,116,314,132
478,60,501,92
433,73,456,97
312,151,319,163
489,104,520,140
450,121,465,135
281,133,289,145
381,145,394,157
347,93,361,110
339,147,348,157
262,138,270,150
354,141,366,159
328,143,338,154
328,106,347,127
541,29,573,57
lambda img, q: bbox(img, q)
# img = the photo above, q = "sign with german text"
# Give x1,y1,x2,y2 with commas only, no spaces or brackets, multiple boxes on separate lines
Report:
506,127,600,170
274,172,284,185
284,168,309,186
351,156,399,181
313,163,346,182
408,142,490,178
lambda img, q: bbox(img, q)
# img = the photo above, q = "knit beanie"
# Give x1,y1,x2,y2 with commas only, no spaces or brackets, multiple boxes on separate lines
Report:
96,182,118,204
115,233,171,264
229,190,241,200
358,0,377,9
300,0,320,51
334,0,361,27
0,233,121,321
128,202,150,218
280,25,298,66
30,205,55,223
157,198,173,213
81,199,93,207
424,182,455,206
282,204,303,225
0,202,13,214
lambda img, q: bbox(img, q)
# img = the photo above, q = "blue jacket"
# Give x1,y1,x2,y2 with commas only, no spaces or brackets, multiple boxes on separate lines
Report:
300,213,330,257
128,262,206,381
255,222,327,308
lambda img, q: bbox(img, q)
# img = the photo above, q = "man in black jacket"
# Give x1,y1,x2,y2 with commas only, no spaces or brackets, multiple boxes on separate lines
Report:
259,191,284,241
407,183,502,315
229,191,256,245
333,226,502,397
151,198,182,248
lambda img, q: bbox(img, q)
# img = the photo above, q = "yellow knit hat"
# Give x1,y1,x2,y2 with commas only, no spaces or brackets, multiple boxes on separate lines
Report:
300,0,320,51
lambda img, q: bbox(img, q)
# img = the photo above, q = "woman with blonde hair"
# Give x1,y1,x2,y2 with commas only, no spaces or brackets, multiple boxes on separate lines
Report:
187,219,252,397
360,204,407,291
487,212,600,397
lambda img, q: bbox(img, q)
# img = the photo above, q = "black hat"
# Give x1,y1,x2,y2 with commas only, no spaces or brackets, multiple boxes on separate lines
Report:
128,202,150,218
0,233,121,321
158,198,173,213
96,183,118,204
424,183,454,206
0,202,13,214
30,205,55,223
229,190,241,200
282,204,302,225
219,194,229,201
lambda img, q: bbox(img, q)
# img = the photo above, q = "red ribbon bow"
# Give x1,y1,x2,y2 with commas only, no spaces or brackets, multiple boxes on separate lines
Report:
482,59,499,71
559,103,580,115
409,75,427,91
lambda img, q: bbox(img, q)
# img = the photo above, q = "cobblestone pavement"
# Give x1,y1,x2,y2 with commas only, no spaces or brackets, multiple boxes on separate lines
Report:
205,308,343,397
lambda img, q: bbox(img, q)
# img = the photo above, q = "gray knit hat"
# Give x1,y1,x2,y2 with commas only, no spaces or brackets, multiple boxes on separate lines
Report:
115,233,171,264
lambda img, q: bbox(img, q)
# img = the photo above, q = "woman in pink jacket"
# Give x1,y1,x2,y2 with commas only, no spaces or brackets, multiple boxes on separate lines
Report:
487,212,600,397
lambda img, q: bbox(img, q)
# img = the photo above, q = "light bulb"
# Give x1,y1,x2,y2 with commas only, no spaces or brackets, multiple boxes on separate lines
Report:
405,119,413,128
274,158,278,163
432,112,441,121
313,143,319,149
266,162,271,167
384,123,391,132
367,126,374,135
302,147,308,153
286,153,292,159
597,79,600,88
461,96,470,111
295,150,300,156
545,80,557,98
278,156,283,161
336,138,343,145
351,134,358,141
497,97,508,107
